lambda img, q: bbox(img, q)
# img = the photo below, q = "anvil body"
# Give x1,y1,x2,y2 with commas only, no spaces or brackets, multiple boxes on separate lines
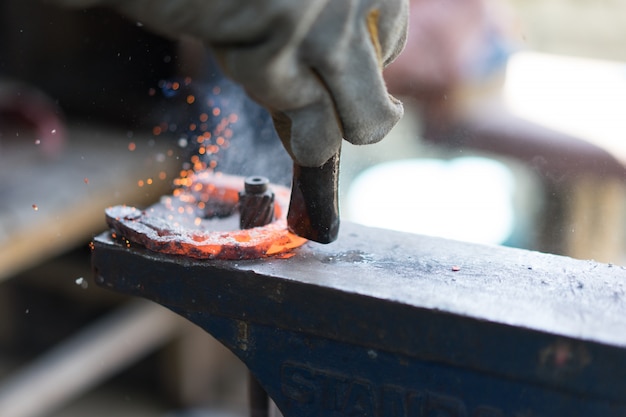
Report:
93,222,626,417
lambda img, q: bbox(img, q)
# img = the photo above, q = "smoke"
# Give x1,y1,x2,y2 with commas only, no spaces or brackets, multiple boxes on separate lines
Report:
157,57,292,187
202,76,292,186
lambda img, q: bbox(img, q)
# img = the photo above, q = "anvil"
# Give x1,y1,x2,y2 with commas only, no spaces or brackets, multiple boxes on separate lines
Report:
92,222,626,417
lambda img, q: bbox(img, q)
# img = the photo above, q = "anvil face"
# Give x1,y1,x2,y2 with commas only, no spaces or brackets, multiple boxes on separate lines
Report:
93,222,626,417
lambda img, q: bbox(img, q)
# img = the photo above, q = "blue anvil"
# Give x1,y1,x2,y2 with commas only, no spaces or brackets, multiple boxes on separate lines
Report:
92,222,626,417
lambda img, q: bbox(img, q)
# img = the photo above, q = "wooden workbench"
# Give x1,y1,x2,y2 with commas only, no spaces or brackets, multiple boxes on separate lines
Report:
0,124,180,281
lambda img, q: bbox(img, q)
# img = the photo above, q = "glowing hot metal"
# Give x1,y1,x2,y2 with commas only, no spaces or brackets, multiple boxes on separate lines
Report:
106,173,307,260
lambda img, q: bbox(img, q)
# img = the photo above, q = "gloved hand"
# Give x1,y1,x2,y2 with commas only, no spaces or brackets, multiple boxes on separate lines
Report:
52,0,408,167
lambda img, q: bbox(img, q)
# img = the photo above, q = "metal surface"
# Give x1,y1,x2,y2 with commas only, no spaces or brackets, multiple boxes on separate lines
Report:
92,222,626,416
287,152,340,244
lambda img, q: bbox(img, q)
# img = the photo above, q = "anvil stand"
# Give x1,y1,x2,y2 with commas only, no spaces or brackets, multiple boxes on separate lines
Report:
93,222,626,417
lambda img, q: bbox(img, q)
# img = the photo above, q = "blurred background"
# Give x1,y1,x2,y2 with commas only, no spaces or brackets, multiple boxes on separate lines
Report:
1,0,626,416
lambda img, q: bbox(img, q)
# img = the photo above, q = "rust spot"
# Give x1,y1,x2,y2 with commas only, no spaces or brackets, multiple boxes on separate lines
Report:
539,340,591,375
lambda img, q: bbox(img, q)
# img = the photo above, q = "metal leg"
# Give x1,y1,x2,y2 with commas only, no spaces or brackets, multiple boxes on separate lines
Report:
248,374,268,417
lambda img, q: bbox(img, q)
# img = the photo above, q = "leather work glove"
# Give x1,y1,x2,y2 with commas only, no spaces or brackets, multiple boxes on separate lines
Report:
52,0,408,168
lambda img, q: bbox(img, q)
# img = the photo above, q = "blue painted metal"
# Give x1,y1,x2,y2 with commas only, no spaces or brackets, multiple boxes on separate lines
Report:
92,222,626,416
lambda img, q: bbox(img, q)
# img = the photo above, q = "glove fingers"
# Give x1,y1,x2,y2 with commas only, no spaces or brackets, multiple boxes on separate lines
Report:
272,95,343,168
325,51,404,146
373,1,409,67
216,39,342,167
305,2,406,146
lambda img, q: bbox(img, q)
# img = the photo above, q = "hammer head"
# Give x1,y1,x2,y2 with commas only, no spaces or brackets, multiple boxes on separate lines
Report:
287,151,340,244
